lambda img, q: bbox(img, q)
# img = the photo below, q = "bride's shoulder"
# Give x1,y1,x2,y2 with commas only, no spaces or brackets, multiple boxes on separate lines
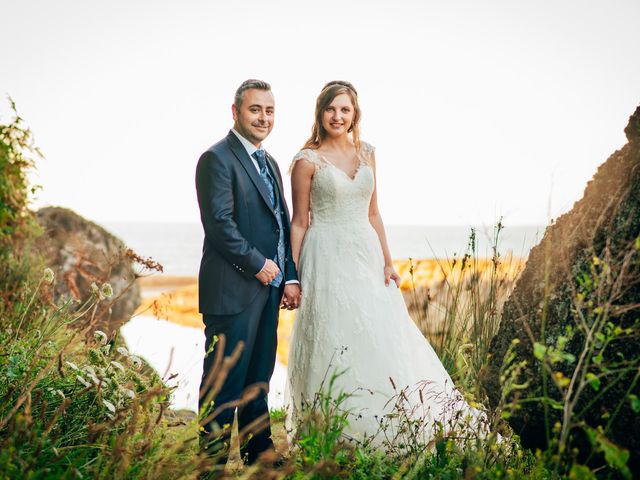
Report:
289,148,323,174
358,141,376,165
292,147,319,162
359,141,376,154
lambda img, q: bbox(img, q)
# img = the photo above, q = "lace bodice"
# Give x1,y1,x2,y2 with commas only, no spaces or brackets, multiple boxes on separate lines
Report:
290,142,375,225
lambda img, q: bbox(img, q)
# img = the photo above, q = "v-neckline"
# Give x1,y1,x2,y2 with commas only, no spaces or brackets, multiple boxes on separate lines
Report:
317,152,362,181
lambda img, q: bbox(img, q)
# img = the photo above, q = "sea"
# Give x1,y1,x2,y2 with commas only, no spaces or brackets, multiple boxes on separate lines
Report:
104,222,544,277
107,222,543,413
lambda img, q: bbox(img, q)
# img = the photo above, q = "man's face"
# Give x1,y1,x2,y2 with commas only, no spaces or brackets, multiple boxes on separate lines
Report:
232,88,275,147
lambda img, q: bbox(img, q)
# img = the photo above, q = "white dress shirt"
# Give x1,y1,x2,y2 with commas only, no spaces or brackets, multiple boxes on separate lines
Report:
231,128,262,173
230,129,298,286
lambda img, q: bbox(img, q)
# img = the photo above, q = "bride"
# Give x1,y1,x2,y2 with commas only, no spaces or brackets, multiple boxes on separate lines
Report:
285,81,482,447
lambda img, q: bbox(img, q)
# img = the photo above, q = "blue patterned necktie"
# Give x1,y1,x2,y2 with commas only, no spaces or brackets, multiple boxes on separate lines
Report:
253,149,284,287
253,149,275,207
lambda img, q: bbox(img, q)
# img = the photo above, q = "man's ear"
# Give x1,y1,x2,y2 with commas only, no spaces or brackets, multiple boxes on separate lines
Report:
231,103,238,122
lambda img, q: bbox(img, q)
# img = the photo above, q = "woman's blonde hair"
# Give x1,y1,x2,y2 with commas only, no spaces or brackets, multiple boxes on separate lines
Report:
303,81,361,150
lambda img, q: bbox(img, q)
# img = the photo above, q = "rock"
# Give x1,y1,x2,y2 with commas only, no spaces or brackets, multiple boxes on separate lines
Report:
35,206,141,335
484,106,640,472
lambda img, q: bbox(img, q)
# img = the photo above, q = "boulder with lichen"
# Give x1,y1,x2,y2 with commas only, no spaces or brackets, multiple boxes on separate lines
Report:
484,106,640,473
35,206,141,335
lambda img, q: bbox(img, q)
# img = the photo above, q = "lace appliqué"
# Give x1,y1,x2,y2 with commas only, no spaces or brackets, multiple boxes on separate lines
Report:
288,142,376,175
358,141,375,167
288,148,324,174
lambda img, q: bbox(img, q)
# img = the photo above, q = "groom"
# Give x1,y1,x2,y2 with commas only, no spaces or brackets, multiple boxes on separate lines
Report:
195,79,300,467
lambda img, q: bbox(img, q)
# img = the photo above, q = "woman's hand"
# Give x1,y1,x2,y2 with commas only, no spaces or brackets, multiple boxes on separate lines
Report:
281,283,302,310
384,265,401,287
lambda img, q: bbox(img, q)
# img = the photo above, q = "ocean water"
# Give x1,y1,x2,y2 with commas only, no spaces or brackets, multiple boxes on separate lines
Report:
121,316,287,413
104,222,544,277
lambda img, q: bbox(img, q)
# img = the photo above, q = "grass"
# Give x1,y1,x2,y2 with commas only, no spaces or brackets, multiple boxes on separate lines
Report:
0,259,208,479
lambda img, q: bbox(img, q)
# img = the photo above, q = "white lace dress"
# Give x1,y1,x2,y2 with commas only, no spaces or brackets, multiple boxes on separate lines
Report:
285,143,476,447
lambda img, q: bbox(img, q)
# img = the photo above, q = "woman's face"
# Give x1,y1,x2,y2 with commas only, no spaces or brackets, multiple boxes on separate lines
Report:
321,93,354,139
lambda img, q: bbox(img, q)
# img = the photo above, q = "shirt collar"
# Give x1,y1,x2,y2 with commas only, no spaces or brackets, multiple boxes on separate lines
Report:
231,128,262,157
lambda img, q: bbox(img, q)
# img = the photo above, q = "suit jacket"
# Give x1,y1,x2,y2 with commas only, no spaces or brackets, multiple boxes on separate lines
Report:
195,130,298,315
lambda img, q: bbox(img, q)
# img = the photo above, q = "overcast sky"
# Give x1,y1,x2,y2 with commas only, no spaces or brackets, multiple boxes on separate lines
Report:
2,0,639,226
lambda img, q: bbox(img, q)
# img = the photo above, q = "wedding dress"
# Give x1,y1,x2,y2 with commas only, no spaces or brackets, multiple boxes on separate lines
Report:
285,143,481,447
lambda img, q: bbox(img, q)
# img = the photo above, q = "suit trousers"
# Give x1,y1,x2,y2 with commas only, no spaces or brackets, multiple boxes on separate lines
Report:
199,283,283,464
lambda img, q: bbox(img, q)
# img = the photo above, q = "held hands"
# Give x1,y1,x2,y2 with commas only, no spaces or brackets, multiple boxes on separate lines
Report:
255,259,280,286
281,283,302,310
384,265,401,287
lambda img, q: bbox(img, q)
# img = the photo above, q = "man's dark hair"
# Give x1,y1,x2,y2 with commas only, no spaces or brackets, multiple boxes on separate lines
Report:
234,79,271,108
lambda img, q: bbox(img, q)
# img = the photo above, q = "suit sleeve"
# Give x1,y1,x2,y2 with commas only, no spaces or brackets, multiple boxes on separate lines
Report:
196,151,266,278
284,234,298,283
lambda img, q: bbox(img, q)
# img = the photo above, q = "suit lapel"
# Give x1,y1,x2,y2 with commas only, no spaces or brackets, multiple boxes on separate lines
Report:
226,131,276,218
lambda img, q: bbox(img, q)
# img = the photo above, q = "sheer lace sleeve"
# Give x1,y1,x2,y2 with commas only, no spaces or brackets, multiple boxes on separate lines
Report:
359,141,376,166
288,148,326,174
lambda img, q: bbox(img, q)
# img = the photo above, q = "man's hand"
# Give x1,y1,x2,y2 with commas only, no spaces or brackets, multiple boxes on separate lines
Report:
281,283,302,310
255,259,280,285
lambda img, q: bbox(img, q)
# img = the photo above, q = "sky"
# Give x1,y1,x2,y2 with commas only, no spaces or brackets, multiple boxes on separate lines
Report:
1,0,639,226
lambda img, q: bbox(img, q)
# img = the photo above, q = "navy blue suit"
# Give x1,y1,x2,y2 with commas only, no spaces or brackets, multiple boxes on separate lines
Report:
195,130,298,463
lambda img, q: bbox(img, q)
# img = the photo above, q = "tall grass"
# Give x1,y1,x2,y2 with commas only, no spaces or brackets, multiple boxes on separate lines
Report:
406,221,523,397
0,250,213,478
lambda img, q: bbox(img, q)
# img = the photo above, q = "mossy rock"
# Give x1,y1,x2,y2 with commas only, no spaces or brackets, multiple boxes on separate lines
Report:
35,206,141,335
484,106,640,474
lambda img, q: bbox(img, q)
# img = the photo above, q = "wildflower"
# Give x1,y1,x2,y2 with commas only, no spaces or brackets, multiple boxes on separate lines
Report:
129,355,142,369
100,283,114,299
110,360,125,373
102,399,116,414
91,282,99,295
116,347,129,357
76,375,92,388
122,388,135,399
43,268,55,284
65,361,79,371
94,330,108,345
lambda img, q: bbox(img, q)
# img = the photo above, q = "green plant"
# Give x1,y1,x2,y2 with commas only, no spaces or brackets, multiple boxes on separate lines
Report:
0,267,208,479
527,242,640,478
0,98,41,248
